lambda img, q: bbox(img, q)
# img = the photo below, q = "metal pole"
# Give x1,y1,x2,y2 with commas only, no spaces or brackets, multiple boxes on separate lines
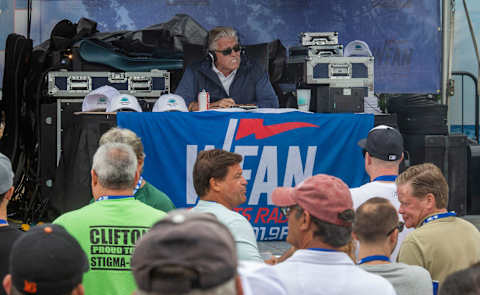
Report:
462,0,480,143
442,0,450,105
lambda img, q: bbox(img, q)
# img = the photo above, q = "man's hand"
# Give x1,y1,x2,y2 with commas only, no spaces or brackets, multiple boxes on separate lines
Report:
188,101,199,111
209,98,236,109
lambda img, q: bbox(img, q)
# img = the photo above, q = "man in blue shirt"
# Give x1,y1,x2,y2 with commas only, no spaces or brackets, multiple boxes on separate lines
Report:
175,26,279,110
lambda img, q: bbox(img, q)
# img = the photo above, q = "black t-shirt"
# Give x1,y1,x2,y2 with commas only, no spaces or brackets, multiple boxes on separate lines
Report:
0,225,23,295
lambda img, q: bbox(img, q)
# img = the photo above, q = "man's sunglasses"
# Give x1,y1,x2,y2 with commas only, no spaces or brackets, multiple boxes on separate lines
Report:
386,221,405,236
280,205,300,217
215,44,242,56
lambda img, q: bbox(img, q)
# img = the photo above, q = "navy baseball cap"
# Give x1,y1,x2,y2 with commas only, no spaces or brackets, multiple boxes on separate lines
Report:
358,125,403,161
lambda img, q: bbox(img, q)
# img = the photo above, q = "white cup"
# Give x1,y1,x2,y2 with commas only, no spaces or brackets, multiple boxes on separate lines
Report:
296,89,311,112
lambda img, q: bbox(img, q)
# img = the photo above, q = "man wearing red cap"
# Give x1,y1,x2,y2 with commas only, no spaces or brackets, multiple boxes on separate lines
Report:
259,174,396,294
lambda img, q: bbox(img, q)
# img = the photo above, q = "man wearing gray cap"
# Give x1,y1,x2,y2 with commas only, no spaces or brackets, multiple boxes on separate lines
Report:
131,210,286,295
350,124,411,261
0,153,22,295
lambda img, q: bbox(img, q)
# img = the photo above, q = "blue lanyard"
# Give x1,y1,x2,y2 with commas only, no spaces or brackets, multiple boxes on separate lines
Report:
358,255,390,264
96,195,135,202
307,248,338,252
372,175,397,182
132,176,143,195
422,212,456,226
0,219,7,225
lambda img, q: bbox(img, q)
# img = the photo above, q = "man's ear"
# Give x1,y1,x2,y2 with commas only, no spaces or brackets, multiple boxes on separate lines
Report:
351,232,359,242
425,193,437,209
72,284,85,295
4,186,14,201
3,274,12,295
91,169,98,187
209,177,221,193
137,157,145,172
299,210,311,231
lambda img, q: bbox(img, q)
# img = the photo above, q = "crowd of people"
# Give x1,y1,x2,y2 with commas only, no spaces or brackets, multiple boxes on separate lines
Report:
1,122,480,295
1,26,480,295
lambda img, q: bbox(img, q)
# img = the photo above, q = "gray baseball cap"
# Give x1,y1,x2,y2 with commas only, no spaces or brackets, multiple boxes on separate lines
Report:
0,153,14,194
131,210,237,294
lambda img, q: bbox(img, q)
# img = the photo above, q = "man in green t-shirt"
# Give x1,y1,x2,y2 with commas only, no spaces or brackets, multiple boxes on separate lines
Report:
98,127,175,212
54,142,166,295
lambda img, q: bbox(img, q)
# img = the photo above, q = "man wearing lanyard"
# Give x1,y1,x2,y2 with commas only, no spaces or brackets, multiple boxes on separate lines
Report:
396,163,480,285
256,174,396,294
190,149,263,262
353,197,433,295
0,153,23,295
97,127,176,212
350,124,411,261
54,143,166,295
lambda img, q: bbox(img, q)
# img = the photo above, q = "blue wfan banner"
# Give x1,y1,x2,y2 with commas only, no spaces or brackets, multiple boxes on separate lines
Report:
118,111,373,241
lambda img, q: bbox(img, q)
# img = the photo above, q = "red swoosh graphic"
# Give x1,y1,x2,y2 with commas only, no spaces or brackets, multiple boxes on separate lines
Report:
235,119,319,140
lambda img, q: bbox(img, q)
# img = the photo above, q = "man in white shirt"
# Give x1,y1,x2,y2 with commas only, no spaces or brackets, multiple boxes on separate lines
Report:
256,174,396,295
350,124,412,260
190,149,262,262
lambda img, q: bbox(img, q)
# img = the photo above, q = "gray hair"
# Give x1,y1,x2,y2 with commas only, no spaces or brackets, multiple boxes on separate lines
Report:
134,278,236,295
92,142,137,190
99,127,145,160
208,27,238,51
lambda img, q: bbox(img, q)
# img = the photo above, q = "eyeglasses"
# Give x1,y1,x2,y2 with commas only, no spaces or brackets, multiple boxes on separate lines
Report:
280,205,299,218
362,149,367,158
215,44,242,56
386,221,405,236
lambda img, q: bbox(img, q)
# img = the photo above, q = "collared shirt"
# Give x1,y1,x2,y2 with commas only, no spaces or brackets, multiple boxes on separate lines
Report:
398,213,480,282
252,249,396,295
212,61,237,96
190,200,262,262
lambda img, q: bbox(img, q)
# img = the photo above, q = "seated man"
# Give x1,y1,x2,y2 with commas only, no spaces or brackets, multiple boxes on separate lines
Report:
353,197,433,295
175,26,279,110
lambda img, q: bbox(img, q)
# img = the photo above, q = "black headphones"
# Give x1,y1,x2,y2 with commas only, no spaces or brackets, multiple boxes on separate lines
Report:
208,50,217,63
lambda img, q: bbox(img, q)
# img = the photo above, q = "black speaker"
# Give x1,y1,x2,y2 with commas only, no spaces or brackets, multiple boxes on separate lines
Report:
425,135,468,216
468,144,480,214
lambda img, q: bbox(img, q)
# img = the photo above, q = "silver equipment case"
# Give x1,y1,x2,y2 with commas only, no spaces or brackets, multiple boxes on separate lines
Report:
301,32,339,46
289,45,343,63
303,56,374,97
47,70,170,97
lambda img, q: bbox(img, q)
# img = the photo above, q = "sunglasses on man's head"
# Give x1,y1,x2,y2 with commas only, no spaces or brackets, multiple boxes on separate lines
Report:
215,44,242,56
386,221,405,236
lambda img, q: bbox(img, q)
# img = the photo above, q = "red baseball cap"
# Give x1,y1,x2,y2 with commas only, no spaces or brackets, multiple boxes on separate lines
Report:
272,174,353,226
